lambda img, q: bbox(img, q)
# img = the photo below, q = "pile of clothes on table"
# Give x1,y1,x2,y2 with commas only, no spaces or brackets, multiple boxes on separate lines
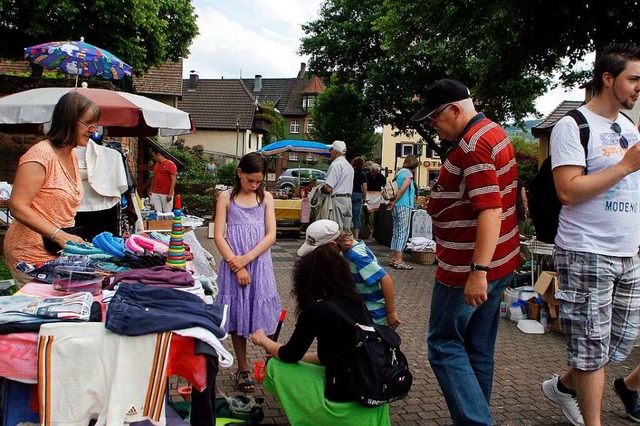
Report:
0,233,228,426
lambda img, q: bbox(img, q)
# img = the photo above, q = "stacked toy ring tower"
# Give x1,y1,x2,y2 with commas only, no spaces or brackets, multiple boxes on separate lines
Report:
166,194,187,269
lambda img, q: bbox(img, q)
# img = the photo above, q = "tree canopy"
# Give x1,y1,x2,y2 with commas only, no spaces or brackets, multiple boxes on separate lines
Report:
310,76,378,159
0,0,198,75
300,0,640,156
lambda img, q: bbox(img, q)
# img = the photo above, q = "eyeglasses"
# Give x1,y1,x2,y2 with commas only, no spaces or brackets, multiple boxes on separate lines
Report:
79,120,98,131
611,122,629,149
427,103,453,122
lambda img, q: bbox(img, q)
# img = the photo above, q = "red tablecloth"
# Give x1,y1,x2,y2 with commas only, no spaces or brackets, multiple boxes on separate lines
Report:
0,282,208,390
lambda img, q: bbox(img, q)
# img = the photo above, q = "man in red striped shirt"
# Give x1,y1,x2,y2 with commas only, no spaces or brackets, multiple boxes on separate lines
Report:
412,79,521,426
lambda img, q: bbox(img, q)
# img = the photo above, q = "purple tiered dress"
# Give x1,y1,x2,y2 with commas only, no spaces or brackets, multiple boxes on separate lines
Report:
217,196,281,337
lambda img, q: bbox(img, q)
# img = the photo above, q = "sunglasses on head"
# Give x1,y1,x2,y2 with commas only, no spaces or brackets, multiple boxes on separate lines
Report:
611,122,629,149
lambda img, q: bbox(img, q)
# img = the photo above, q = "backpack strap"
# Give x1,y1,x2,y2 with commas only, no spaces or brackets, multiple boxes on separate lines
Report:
620,110,635,126
325,299,372,327
565,109,590,174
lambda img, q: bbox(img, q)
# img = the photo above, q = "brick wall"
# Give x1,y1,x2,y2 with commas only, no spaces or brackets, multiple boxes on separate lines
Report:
0,131,43,183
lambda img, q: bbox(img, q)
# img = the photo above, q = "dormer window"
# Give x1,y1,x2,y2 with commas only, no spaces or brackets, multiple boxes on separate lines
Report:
302,95,316,112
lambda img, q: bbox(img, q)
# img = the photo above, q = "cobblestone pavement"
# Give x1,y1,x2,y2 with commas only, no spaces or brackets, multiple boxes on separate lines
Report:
194,227,640,425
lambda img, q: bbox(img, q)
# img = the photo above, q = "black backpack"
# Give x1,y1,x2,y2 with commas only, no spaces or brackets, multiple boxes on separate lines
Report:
528,109,590,244
328,301,413,407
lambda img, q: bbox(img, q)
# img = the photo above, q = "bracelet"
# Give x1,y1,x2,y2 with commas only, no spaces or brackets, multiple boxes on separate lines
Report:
50,227,61,240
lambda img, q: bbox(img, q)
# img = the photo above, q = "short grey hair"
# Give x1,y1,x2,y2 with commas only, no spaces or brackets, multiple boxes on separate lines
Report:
371,163,380,172
456,98,475,112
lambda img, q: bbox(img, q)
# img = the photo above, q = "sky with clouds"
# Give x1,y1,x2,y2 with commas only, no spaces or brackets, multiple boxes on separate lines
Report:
183,0,585,118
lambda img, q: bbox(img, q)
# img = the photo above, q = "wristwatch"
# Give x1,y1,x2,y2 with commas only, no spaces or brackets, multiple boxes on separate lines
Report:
469,261,490,272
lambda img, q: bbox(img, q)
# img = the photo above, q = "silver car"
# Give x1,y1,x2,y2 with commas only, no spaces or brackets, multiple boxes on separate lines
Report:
276,168,327,193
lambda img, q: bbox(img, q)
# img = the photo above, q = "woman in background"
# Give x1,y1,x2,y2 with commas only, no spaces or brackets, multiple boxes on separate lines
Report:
386,155,419,270
350,157,367,239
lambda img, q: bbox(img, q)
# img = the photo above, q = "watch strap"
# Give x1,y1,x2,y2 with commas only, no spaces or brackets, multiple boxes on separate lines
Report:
470,261,489,272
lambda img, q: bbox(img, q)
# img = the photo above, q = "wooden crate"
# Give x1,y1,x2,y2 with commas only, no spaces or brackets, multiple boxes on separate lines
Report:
410,250,436,265
145,219,174,230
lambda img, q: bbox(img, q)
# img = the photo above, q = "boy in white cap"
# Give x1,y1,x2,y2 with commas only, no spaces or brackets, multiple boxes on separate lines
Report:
321,141,354,232
299,220,401,328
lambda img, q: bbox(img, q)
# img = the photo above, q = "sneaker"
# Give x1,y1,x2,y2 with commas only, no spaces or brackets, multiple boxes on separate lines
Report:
541,375,584,426
614,377,640,423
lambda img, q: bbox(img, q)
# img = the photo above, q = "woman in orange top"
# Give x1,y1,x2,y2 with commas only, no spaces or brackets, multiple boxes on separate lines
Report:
4,93,101,287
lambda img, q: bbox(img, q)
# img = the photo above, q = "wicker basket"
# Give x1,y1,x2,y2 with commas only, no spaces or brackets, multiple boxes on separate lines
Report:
410,250,436,265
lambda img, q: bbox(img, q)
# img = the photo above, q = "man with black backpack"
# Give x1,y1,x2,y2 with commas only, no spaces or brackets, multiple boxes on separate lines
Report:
540,43,640,426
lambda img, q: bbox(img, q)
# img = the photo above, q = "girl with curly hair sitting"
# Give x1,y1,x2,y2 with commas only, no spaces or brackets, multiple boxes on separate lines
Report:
250,234,390,425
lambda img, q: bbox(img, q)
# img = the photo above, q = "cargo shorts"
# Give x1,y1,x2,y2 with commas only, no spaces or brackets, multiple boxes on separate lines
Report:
553,247,640,371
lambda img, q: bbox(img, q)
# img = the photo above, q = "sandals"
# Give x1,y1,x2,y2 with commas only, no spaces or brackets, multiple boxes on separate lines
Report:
389,261,398,268
236,370,255,393
393,262,414,270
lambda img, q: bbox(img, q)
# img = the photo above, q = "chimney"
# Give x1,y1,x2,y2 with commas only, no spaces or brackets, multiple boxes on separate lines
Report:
189,70,199,89
297,62,307,78
254,75,262,92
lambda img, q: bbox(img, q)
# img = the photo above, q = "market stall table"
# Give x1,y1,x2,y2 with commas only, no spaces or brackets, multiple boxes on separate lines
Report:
273,198,302,232
0,281,215,424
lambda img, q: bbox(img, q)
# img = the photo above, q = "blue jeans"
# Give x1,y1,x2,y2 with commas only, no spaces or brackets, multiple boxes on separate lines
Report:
351,192,363,229
427,274,512,426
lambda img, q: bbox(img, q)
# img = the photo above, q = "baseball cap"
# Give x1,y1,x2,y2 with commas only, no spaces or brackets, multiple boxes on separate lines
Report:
297,219,341,257
410,79,471,122
328,140,347,154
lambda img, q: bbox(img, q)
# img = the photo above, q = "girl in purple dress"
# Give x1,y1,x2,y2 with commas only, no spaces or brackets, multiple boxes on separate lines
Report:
214,153,281,392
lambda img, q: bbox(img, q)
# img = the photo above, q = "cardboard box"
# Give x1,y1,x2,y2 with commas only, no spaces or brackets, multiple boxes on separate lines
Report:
527,297,541,321
550,317,564,335
534,271,559,306
534,271,565,334
145,219,174,230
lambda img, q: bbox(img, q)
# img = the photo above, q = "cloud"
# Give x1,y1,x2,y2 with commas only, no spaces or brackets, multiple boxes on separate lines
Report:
184,0,322,79
534,85,584,117
184,1,594,120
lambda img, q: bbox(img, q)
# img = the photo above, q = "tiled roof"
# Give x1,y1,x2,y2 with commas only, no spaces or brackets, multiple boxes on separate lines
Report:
302,76,324,94
532,100,584,137
178,70,326,129
177,79,257,130
133,60,183,96
285,77,311,115
0,60,31,74
0,59,183,96
242,78,294,113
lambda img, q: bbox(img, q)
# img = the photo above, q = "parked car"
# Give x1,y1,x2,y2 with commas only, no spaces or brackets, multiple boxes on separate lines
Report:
276,168,327,193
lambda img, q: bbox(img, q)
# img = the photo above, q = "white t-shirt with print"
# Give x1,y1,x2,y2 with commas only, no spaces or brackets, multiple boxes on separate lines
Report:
551,106,640,256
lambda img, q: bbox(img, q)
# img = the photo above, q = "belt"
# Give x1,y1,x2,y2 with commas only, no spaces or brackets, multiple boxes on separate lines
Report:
332,194,352,198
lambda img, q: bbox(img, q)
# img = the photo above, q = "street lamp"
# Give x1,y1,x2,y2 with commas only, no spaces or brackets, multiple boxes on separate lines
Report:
235,115,241,160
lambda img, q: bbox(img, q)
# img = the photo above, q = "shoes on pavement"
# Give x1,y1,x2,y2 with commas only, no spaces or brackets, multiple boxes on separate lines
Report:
614,377,640,423
393,262,414,270
541,375,584,426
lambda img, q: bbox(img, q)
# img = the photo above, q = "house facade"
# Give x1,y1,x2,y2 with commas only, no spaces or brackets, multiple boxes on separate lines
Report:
380,125,442,189
176,63,324,166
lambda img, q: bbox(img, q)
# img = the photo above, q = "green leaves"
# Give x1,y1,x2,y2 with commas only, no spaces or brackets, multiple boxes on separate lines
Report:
0,0,197,75
310,75,378,159
301,0,640,157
